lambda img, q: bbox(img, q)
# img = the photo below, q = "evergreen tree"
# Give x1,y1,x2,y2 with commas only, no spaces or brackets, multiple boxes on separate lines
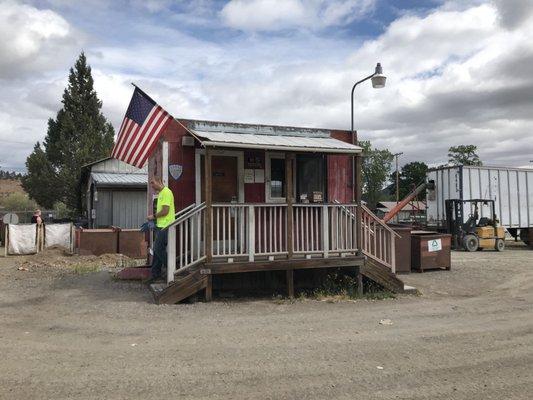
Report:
22,53,115,212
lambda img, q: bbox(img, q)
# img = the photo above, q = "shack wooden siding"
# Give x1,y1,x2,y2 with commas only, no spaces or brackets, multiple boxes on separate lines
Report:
327,130,355,203
147,120,359,216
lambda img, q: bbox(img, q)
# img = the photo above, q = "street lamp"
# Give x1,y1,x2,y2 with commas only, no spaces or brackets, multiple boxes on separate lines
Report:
351,62,387,202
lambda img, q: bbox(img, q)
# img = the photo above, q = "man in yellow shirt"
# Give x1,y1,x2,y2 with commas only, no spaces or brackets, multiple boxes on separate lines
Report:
147,177,175,282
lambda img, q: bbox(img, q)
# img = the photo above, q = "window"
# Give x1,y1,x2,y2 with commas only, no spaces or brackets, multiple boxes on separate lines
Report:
266,153,286,202
296,155,325,203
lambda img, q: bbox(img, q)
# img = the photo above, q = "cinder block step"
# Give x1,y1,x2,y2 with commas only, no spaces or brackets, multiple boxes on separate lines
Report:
116,267,151,280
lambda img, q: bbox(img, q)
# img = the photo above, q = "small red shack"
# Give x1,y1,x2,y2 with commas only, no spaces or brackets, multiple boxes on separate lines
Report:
144,118,401,303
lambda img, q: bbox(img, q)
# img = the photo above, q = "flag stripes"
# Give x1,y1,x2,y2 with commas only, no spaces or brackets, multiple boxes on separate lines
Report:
111,88,173,168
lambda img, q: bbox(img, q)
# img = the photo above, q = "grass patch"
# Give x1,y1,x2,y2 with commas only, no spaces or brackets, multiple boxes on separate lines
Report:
73,264,101,275
298,270,396,301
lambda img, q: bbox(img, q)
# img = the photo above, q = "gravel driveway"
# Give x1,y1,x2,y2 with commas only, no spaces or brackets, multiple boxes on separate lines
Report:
0,244,531,399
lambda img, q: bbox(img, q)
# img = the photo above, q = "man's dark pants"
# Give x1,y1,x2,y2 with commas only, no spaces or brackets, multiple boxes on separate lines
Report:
151,227,168,279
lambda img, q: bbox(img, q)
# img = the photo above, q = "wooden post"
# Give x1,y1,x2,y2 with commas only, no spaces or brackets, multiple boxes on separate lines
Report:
286,153,294,259
286,269,294,298
322,204,329,258
355,155,362,255
356,266,363,297
205,148,213,262
248,205,255,262
4,225,8,257
205,275,212,301
167,225,176,283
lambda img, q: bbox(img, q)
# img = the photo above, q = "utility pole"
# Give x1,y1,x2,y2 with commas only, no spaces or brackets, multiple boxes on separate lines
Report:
393,152,403,203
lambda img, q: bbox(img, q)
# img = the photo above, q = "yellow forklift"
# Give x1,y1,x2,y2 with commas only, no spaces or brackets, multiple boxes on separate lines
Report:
445,199,505,252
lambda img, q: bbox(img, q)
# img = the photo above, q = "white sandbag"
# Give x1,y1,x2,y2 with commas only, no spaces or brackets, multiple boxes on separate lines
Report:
8,224,37,255
45,223,72,249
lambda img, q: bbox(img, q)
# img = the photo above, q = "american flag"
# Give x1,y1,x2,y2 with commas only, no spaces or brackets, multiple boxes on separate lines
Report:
111,87,173,168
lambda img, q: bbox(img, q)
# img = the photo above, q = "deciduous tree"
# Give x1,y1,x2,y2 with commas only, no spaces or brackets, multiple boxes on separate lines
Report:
448,145,482,166
390,161,428,201
360,141,393,209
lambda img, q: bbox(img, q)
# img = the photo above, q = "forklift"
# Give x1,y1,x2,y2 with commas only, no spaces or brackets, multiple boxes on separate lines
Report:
445,199,505,252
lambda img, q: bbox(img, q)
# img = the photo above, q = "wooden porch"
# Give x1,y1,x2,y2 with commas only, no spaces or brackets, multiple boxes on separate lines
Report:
152,148,402,303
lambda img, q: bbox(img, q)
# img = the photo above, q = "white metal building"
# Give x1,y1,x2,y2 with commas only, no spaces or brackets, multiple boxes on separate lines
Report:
81,158,147,229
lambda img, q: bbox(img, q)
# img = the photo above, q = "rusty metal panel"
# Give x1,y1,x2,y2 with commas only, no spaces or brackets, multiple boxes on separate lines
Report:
76,229,118,256
118,229,147,258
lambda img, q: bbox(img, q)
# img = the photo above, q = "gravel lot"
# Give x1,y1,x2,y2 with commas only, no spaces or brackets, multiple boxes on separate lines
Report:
0,243,532,400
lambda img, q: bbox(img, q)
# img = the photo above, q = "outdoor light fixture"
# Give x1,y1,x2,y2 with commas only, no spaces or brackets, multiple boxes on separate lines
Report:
371,63,387,88
350,62,387,202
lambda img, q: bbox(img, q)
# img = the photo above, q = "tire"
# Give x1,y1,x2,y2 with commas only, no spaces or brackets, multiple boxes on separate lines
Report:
463,234,479,252
495,238,505,252
520,229,530,246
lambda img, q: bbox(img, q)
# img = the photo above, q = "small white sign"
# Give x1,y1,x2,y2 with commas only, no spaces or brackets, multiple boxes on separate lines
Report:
428,239,442,252
244,169,254,183
254,169,265,183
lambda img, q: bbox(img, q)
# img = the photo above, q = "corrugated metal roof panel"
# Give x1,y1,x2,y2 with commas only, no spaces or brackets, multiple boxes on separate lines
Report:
91,172,147,186
192,130,362,154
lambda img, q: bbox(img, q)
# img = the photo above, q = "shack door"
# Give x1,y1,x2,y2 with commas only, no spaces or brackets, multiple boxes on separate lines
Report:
200,155,239,202
201,155,240,252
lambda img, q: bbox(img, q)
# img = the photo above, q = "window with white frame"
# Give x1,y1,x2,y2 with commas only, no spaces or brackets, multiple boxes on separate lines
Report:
265,153,286,202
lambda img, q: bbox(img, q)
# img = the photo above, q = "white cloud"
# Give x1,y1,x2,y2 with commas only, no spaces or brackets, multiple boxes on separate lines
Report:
0,1,82,78
2,0,533,172
220,0,375,31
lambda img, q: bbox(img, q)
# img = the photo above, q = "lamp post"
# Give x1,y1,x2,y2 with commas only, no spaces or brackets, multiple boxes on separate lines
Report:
393,152,403,203
351,63,386,202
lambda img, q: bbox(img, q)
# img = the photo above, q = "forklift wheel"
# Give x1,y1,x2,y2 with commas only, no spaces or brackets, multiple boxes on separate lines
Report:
495,239,505,252
463,234,479,252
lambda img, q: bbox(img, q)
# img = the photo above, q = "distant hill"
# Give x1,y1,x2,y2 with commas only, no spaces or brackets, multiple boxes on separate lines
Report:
0,179,26,201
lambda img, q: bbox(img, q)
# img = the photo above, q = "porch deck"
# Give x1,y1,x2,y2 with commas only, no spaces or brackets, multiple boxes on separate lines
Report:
156,201,400,303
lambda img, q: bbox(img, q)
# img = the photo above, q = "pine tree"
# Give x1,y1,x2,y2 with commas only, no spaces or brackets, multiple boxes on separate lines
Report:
22,53,115,212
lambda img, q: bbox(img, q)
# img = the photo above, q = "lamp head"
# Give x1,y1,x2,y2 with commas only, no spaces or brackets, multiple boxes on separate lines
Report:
371,62,386,88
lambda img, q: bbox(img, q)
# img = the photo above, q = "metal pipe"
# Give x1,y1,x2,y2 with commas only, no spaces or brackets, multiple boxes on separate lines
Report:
351,73,376,203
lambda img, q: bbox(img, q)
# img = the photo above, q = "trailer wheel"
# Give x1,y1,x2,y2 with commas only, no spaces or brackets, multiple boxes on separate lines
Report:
519,229,530,246
495,239,505,252
463,234,479,252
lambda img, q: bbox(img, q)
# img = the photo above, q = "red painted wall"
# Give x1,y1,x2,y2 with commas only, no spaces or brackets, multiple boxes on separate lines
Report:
327,130,357,203
244,150,265,203
148,119,196,213
147,120,359,209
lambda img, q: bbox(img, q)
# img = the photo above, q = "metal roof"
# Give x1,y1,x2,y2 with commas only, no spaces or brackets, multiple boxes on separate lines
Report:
191,130,362,154
91,172,147,187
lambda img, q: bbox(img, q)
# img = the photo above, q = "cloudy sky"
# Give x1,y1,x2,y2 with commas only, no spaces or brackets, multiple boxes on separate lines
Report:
1,0,533,172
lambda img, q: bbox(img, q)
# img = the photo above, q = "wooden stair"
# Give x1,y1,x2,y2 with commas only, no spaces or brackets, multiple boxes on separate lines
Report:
150,268,207,304
361,258,416,294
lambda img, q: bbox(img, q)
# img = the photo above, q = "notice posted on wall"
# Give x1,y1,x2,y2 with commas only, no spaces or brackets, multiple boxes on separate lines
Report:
428,239,442,252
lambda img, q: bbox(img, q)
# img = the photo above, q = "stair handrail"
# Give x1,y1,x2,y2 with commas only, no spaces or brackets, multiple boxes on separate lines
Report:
165,202,206,230
174,203,196,219
361,204,400,238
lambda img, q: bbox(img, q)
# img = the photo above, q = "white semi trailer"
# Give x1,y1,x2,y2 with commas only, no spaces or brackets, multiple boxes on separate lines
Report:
426,165,533,245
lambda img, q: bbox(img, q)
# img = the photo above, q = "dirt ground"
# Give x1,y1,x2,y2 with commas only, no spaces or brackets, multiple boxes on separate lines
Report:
0,244,532,400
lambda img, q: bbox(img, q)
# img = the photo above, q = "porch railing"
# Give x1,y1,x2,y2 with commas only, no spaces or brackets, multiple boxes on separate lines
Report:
165,202,397,283
166,202,207,283
360,205,399,273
